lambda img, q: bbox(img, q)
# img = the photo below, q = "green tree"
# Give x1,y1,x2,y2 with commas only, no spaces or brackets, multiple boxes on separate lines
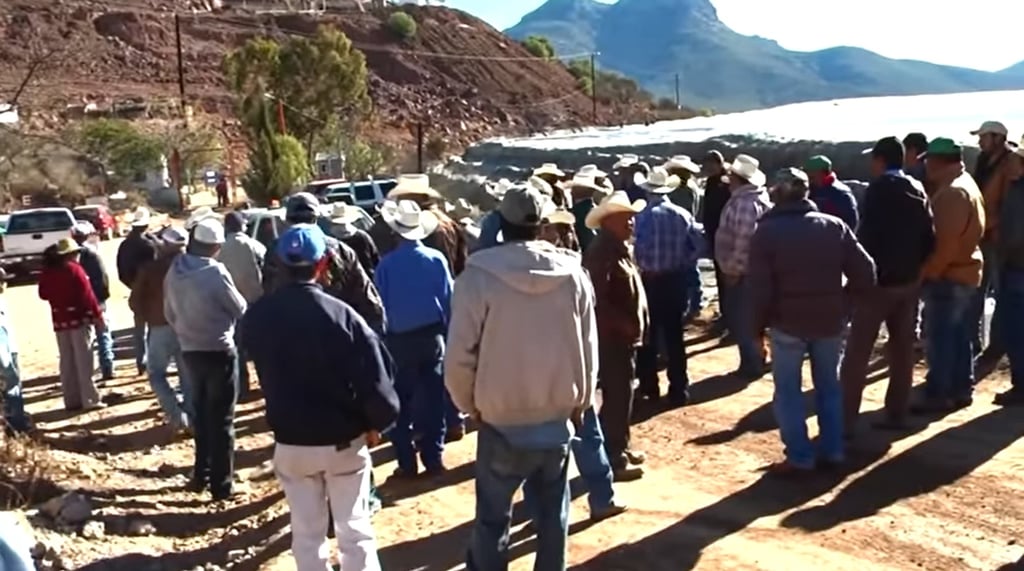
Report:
71,119,164,183
387,12,417,40
223,26,371,148
522,35,555,59
341,139,394,180
158,120,225,186
243,131,310,204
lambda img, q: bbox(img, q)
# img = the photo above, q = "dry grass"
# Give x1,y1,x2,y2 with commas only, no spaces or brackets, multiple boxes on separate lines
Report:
0,429,62,509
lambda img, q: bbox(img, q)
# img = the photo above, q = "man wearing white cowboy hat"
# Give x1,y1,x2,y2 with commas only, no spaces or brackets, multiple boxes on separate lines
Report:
583,190,651,479
633,167,703,405
71,221,114,381
385,174,468,281
328,203,380,279
568,173,611,252
716,153,773,379
117,206,158,375
992,139,1024,406
663,155,703,216
446,183,597,569
532,162,565,183
375,199,454,478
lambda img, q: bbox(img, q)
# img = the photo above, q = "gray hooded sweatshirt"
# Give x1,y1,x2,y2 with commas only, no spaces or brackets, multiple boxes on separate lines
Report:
444,240,597,428
164,254,247,352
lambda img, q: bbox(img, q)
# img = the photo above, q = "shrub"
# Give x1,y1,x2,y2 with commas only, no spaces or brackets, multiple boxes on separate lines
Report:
522,35,554,59
387,12,417,40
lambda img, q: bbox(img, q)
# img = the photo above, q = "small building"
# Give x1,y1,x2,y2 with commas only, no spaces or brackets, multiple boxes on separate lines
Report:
313,152,345,179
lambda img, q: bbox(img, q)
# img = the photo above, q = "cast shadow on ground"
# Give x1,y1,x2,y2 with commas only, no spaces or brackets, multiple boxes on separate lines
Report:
780,406,1024,532
40,422,185,455
568,443,892,571
379,475,593,571
377,460,476,505
995,555,1024,570
95,490,284,539
688,357,891,446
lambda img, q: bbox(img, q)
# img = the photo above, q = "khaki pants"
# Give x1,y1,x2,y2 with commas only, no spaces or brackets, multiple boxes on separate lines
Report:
274,440,380,571
56,326,100,410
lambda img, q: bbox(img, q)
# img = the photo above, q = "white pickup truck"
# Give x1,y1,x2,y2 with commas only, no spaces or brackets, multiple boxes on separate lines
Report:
0,208,76,279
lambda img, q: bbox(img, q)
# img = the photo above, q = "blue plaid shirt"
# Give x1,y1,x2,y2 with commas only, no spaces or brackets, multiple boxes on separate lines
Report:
634,195,701,273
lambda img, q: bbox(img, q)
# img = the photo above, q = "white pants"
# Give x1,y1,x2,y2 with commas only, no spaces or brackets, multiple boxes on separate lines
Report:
274,440,381,571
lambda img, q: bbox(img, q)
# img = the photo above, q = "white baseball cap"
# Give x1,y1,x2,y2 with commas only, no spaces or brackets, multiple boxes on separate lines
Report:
192,218,225,245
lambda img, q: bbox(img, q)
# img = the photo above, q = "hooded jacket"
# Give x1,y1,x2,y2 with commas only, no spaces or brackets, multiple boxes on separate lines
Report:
218,232,266,304
163,254,247,352
445,240,597,428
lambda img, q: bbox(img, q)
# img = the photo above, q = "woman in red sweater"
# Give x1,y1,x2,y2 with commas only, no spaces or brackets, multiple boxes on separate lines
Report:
38,238,106,411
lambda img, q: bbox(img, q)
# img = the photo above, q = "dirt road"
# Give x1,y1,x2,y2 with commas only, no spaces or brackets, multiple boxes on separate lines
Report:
8,239,1024,570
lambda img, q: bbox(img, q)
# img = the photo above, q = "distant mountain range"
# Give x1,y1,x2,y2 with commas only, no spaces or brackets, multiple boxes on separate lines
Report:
505,0,1024,111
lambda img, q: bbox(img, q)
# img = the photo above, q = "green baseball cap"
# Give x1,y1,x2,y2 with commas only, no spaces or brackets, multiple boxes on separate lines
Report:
920,137,962,159
803,155,832,172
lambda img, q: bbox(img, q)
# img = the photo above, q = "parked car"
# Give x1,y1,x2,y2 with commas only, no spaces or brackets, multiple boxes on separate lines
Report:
240,205,375,249
321,178,397,210
0,208,76,279
0,214,10,235
72,205,117,240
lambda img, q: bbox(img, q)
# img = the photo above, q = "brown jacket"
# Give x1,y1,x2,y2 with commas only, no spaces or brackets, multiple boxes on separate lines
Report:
582,231,649,347
128,252,177,327
974,147,1017,238
921,167,986,287
424,207,468,276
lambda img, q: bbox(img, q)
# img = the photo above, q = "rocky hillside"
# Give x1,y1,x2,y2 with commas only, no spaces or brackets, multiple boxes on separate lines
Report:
0,0,607,145
507,0,1024,111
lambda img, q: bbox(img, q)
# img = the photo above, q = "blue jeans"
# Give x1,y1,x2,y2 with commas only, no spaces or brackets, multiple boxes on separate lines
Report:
523,407,614,514
147,325,194,426
468,424,569,571
95,304,114,378
386,324,446,473
769,329,844,468
0,353,28,432
923,280,975,400
684,263,703,318
999,269,1024,390
133,318,148,372
723,276,764,374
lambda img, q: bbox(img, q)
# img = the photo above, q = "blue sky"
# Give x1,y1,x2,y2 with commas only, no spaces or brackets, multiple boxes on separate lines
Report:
442,0,1024,72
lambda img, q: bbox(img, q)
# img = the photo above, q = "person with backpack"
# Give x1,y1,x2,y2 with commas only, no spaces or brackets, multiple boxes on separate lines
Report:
993,142,1024,406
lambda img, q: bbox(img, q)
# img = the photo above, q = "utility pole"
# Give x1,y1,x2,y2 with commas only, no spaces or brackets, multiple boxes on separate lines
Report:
175,14,186,116
590,53,597,124
277,99,287,135
675,72,681,109
416,121,424,172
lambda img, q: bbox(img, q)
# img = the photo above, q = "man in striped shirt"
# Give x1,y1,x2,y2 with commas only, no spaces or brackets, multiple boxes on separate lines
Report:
715,154,774,379
633,167,703,405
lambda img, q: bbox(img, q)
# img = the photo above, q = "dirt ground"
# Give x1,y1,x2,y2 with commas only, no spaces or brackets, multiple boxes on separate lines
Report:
8,239,1024,570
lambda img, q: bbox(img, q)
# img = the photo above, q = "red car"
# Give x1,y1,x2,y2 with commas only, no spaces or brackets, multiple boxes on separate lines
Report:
72,205,117,240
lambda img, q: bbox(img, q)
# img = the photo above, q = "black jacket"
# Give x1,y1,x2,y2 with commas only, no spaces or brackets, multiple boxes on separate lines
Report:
241,282,400,447
116,229,156,289
700,175,731,252
857,173,936,287
78,246,110,304
339,229,381,280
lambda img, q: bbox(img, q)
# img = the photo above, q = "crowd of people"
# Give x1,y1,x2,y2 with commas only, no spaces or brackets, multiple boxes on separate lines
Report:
3,118,1023,570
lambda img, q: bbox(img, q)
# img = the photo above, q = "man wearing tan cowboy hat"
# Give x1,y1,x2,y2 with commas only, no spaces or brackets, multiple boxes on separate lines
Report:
375,199,454,478
540,205,581,252
533,163,569,206
663,155,702,216
716,153,773,379
633,167,702,405
568,172,610,252
386,174,468,282
992,139,1024,406
328,203,380,279
476,178,514,251
970,120,1016,367
116,206,158,375
583,190,650,480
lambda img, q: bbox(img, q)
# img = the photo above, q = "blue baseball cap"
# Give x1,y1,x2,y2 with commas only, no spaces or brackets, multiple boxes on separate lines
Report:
276,224,327,266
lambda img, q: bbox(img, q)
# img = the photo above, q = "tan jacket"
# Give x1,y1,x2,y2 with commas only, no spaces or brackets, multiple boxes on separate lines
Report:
921,167,986,287
976,148,1018,238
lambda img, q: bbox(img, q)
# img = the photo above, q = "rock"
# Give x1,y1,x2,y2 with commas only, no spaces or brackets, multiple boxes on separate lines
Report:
80,520,105,539
226,549,246,562
30,541,47,558
127,519,156,536
41,492,93,525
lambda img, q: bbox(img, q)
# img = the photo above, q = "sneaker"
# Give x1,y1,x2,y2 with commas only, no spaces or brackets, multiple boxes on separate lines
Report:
445,424,466,443
590,501,628,522
909,397,954,416
994,389,1024,407
185,477,209,494
763,460,814,478
668,389,691,407
84,401,107,412
388,467,418,482
612,465,644,482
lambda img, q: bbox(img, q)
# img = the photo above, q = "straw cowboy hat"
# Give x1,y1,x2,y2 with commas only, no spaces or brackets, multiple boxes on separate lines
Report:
485,178,514,199
185,206,220,230
54,237,82,256
545,208,576,226
585,191,647,229
130,207,151,227
728,154,766,187
528,175,554,196
613,154,640,169
532,163,565,178
663,155,701,174
330,203,363,225
576,164,608,179
381,199,440,240
1014,137,1024,158
635,167,682,194
387,174,442,200
566,174,607,195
